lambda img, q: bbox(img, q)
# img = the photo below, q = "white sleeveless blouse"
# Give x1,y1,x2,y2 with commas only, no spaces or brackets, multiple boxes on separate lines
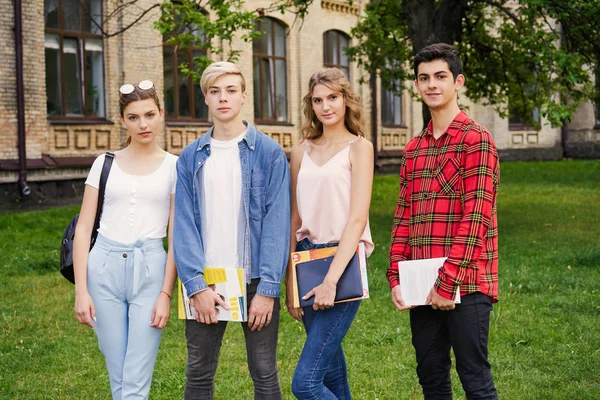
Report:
295,138,374,256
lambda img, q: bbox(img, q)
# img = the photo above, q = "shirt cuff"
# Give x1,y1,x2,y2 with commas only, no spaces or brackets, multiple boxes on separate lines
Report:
434,276,458,300
184,276,209,298
256,279,281,297
387,258,404,289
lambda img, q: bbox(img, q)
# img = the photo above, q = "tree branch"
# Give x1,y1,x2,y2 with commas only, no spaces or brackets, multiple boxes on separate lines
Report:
94,3,162,38
481,0,519,25
81,0,162,38
103,0,142,23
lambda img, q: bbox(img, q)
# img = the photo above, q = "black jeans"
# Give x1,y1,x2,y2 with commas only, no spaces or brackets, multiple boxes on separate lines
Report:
184,279,282,400
410,292,498,400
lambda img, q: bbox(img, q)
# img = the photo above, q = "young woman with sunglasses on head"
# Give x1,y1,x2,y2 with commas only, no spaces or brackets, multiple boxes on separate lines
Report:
73,80,177,399
287,68,374,399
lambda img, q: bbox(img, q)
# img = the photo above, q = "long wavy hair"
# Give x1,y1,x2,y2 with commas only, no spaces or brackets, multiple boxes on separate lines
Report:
301,68,364,140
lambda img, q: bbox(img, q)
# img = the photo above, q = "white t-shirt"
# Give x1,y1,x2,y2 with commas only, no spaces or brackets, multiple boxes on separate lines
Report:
85,152,178,244
201,131,246,269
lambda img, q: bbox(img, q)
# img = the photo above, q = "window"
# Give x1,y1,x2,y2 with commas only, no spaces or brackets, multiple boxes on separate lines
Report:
253,17,288,123
509,83,540,130
163,20,208,122
381,80,404,127
44,0,105,118
508,104,540,130
323,30,350,78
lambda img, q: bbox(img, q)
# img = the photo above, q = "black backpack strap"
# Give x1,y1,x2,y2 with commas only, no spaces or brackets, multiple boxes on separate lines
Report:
92,152,115,244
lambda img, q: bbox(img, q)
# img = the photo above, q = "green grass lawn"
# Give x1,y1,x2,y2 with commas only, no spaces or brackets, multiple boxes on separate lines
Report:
1,160,599,399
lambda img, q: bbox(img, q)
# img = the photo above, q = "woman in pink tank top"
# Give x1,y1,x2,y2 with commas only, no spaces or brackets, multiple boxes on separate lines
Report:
287,68,374,399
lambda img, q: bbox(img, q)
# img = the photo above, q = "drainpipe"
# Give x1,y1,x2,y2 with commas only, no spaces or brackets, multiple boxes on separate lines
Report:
370,73,381,170
15,0,31,196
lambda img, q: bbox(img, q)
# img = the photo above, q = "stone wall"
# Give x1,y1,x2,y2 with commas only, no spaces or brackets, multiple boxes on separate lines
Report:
565,100,600,158
0,0,47,162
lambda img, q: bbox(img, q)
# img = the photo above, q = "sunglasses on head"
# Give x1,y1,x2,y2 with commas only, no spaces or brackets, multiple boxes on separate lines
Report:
119,80,154,95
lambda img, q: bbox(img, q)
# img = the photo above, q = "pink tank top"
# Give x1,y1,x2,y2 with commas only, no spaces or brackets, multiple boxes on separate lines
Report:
296,137,374,256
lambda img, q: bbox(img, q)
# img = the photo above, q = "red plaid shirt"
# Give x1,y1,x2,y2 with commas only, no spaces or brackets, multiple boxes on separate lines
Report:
387,111,499,302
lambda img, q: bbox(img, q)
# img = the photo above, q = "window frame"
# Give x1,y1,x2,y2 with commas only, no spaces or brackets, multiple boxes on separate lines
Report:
323,30,350,78
508,81,541,131
162,44,209,124
253,17,289,125
380,80,405,128
508,106,541,131
44,0,106,122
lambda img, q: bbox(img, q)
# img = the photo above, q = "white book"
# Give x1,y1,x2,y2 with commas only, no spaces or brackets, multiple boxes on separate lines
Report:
357,242,370,300
398,257,461,306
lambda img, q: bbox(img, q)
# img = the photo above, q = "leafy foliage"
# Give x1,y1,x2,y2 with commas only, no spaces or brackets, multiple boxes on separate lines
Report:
154,1,262,83
348,0,598,129
153,0,315,83
97,1,597,128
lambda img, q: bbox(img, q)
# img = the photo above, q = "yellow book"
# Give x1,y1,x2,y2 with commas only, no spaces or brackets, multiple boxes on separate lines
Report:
178,267,246,322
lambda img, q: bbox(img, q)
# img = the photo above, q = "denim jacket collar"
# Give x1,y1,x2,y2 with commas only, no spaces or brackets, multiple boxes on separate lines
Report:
196,121,257,152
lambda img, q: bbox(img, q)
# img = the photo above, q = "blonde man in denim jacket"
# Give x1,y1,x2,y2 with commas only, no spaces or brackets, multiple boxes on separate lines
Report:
174,62,290,400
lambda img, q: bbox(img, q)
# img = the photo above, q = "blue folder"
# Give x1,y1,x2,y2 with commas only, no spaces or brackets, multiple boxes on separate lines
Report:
296,252,363,308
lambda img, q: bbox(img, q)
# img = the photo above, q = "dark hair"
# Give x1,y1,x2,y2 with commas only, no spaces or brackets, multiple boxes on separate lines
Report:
413,43,463,81
119,84,161,145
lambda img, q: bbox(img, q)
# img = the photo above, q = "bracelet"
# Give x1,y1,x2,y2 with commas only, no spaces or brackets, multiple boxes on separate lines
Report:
160,290,172,299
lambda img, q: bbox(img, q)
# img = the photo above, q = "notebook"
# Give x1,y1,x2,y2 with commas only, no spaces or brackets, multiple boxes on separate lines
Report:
296,252,363,308
398,257,461,306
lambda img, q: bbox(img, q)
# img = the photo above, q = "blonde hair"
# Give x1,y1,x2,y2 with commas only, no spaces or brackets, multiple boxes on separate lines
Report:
200,61,246,95
301,68,364,140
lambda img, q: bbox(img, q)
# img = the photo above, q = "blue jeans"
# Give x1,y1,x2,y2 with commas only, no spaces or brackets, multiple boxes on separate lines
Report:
87,234,166,400
291,239,361,400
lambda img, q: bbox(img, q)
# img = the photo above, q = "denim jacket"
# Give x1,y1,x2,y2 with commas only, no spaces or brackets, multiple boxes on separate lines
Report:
174,121,290,298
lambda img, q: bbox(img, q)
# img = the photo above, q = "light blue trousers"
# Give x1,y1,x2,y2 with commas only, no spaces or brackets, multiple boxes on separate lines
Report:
87,234,166,400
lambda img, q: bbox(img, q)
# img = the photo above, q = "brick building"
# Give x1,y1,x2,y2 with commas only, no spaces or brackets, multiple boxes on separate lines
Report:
0,0,598,208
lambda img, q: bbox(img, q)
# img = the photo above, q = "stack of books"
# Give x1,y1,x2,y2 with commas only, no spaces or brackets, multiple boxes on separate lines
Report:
289,243,369,308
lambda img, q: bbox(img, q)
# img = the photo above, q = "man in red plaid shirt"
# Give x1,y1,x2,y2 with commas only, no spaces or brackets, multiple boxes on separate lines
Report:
388,43,499,400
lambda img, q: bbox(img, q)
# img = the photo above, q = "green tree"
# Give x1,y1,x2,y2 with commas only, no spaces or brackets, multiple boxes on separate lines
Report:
153,0,313,83
94,0,598,129
347,0,599,129
89,1,312,83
